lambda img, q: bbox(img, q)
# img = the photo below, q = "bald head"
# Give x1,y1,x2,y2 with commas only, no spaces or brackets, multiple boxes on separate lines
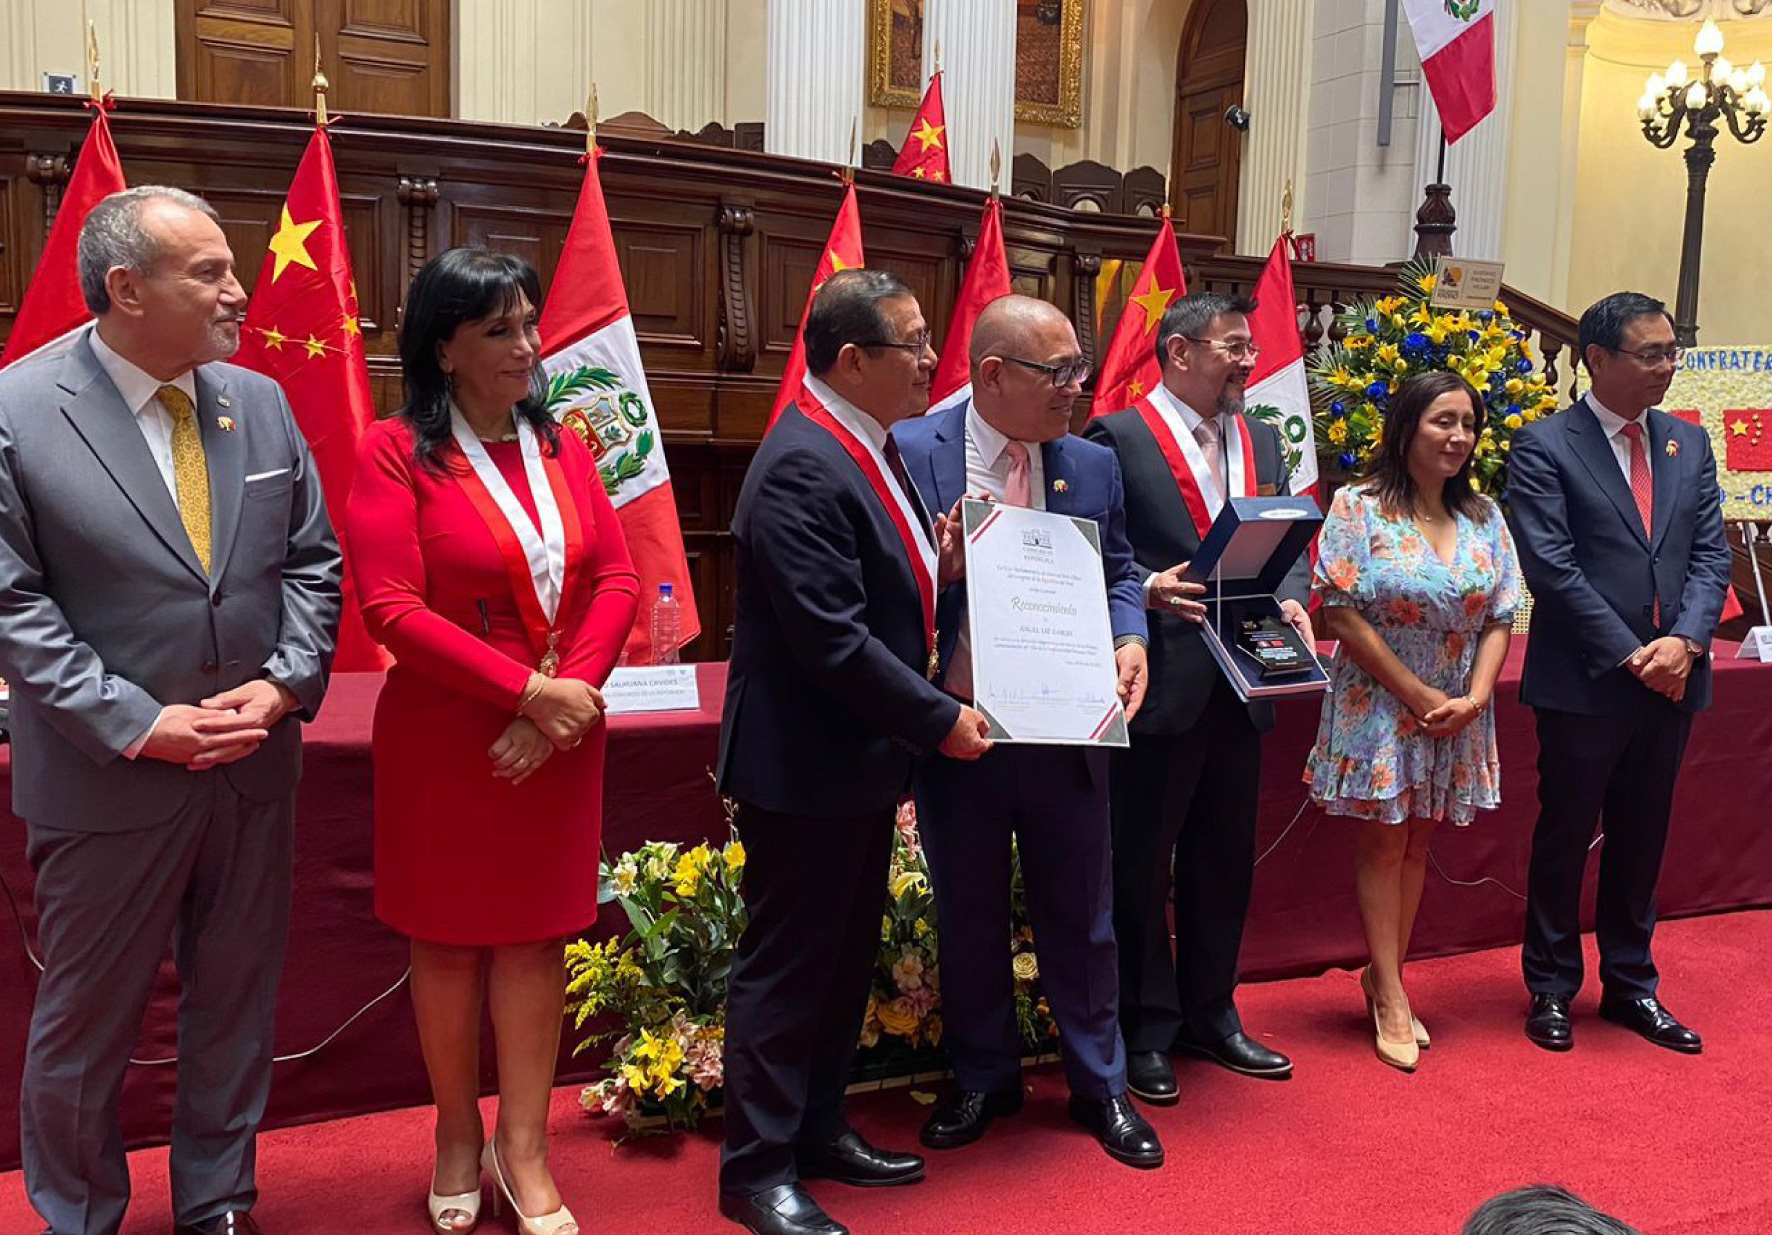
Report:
969,294,1086,444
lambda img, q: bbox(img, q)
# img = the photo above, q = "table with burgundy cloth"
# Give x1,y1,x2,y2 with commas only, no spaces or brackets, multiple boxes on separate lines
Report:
3,651,1771,1169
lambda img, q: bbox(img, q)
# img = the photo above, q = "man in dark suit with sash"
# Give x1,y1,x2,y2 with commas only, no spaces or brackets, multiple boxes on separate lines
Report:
892,295,1161,1167
716,269,993,1235
1083,291,1313,1104
1506,291,1729,1054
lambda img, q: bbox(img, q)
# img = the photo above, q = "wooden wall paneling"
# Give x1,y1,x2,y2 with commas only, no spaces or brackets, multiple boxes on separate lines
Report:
327,0,451,119
608,218,706,353
177,0,306,109
715,200,757,375
0,178,18,316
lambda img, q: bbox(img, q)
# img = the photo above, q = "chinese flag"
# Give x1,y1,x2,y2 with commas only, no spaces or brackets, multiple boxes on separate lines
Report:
1089,212,1187,418
1723,409,1772,472
928,196,1011,415
892,71,952,185
769,182,866,428
538,148,700,664
1,103,127,368
234,125,387,671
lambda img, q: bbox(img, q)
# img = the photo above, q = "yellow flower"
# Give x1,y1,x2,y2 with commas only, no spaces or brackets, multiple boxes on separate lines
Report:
722,841,746,873
1327,420,1348,445
1012,952,1040,981
1504,413,1523,430
672,852,702,897
1418,272,1439,293
1375,296,1403,315
621,1063,648,1092
1409,305,1433,327
611,863,638,895
913,918,930,937
925,1014,943,1046
1392,358,1409,375
1425,320,1450,344
1346,335,1372,351
890,869,927,899
1493,299,1509,315
1390,313,1407,330
1376,343,1401,365
876,997,921,1037
1505,378,1524,396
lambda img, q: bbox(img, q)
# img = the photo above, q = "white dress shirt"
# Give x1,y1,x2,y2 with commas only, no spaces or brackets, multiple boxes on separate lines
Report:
1587,393,1654,484
945,405,1046,699
1142,382,1230,603
802,374,936,568
88,327,200,507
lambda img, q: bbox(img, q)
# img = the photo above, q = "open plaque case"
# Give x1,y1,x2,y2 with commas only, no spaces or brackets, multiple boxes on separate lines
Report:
1182,496,1331,702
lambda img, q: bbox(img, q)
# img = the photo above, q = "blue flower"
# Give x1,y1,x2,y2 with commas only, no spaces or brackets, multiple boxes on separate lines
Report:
1508,403,1521,417
1330,400,1346,417
1339,452,1358,470
1365,318,1379,333
1403,332,1429,352
1469,330,1482,343
1516,359,1532,374
1366,381,1389,400
1477,310,1493,322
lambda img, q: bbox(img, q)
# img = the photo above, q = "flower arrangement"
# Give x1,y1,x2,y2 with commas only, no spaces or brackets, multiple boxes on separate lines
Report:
569,803,1058,1132
1308,261,1560,498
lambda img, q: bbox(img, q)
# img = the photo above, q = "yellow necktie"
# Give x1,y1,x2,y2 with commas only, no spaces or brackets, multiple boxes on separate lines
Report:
157,385,212,574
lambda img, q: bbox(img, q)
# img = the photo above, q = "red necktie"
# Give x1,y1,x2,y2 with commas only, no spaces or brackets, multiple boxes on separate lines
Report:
1620,422,1659,624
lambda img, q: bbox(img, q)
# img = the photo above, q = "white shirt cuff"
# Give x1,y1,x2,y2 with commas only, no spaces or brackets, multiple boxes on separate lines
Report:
122,708,166,760
1142,571,1162,608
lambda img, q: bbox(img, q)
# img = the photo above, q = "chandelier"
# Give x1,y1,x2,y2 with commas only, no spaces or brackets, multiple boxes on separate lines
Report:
1637,18,1769,145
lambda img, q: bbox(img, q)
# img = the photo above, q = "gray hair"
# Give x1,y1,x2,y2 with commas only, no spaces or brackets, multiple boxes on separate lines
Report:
1153,290,1256,368
1461,1186,1643,1235
77,186,220,315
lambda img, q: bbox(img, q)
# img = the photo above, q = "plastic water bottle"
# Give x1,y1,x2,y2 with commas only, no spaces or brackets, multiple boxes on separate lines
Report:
650,583,682,664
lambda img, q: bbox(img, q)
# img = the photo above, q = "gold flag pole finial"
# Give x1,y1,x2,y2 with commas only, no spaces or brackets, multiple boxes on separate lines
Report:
86,22,101,102
842,115,857,184
587,84,599,154
312,35,329,126
990,139,1002,198
1281,179,1294,235
935,39,943,77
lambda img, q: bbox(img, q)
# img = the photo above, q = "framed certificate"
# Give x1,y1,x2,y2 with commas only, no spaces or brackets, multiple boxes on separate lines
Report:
961,498,1128,746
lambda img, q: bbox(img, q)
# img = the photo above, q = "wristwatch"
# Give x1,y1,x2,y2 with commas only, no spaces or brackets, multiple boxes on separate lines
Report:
1681,637,1705,660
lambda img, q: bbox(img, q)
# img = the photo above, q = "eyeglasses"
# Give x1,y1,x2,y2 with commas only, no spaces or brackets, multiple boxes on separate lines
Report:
859,329,933,355
1609,345,1684,368
1001,355,1093,387
1183,335,1261,361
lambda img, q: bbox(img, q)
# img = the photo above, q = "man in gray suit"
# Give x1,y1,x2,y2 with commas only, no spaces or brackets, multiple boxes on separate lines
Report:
0,186,342,1235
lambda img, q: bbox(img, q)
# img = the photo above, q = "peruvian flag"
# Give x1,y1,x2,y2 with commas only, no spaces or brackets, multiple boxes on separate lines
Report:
769,181,866,428
1,101,127,369
1244,234,1318,499
1403,0,1497,145
234,124,386,670
1089,212,1186,418
539,148,701,664
928,196,1011,415
892,71,952,184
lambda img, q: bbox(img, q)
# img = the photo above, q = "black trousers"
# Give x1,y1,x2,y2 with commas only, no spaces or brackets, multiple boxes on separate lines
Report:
719,801,896,1197
1110,682,1262,1051
1522,699,1694,1001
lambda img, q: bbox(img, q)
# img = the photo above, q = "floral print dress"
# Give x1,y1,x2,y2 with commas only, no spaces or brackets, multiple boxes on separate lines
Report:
1304,484,1523,826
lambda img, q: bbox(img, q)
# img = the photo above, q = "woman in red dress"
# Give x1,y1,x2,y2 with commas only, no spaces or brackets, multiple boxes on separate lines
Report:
346,247,639,1235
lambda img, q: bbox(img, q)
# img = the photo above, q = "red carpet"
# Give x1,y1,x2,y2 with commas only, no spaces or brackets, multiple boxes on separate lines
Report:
3,910,1768,1235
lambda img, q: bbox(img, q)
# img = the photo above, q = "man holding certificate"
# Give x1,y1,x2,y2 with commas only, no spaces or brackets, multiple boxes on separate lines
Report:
716,270,993,1235
892,296,1162,1168
1083,292,1314,1102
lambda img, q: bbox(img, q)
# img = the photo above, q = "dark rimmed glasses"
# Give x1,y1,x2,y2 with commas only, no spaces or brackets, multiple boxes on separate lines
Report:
1001,355,1093,388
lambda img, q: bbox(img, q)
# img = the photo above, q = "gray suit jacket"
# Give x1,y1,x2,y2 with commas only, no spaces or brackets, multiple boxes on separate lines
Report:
0,329,342,832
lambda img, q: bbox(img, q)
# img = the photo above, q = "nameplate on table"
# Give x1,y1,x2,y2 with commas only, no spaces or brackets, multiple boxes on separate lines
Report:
602,665,701,715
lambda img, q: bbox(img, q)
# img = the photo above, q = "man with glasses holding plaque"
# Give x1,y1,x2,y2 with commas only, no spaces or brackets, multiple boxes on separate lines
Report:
1506,292,1729,1056
1083,292,1314,1104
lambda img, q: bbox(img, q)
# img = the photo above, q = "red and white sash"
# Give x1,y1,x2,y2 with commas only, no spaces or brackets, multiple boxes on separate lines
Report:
449,408,585,673
1134,392,1258,541
797,384,938,674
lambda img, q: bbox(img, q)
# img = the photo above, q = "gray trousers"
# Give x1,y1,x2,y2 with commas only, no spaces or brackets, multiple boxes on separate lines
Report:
21,778,294,1235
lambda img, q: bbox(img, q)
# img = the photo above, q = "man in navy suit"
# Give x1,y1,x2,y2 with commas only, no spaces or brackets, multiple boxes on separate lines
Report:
716,269,993,1235
892,295,1162,1168
1083,292,1313,1103
1506,291,1730,1055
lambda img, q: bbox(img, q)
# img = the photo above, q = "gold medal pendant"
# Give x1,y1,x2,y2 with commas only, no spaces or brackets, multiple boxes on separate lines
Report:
927,632,939,682
539,629,561,678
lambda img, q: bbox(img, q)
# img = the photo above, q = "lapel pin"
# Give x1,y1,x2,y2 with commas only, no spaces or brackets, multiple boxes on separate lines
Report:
1665,439,1679,458
1051,478,1069,494
217,396,232,409
217,416,236,432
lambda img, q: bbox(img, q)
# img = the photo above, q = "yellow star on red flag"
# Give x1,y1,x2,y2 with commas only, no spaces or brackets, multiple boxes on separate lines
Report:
302,333,327,359
1730,416,1750,436
258,326,288,351
911,118,945,153
1129,281,1177,333
266,206,322,282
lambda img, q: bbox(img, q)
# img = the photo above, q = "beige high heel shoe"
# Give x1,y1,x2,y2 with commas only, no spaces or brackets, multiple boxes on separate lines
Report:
427,1180,483,1235
482,1139,579,1235
1361,967,1421,1072
1362,966,1430,1048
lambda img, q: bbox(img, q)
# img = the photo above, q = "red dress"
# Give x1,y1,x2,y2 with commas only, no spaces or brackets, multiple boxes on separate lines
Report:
346,417,640,945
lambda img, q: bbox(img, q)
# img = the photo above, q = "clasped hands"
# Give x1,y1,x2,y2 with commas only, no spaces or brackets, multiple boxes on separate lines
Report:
493,673,607,785
1404,687,1485,738
142,679,299,771
1628,636,1697,703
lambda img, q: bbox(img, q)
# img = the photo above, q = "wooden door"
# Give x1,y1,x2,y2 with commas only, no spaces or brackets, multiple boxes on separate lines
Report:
176,0,450,117
1170,0,1247,242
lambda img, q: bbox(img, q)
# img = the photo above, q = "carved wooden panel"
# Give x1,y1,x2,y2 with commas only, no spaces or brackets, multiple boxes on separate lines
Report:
449,203,573,289
610,221,704,351
0,180,17,316
178,0,303,109
330,0,450,119
762,233,824,358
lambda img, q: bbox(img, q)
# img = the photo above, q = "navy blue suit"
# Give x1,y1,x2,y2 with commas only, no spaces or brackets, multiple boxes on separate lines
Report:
1505,397,1730,999
717,403,962,1195
892,400,1146,1099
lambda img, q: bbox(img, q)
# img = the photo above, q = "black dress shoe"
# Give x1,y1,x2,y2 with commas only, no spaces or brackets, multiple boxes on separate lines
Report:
919,1087,1024,1149
1126,1050,1178,1105
1599,995,1703,1054
1524,993,1573,1051
1068,1094,1165,1169
1173,1030,1293,1079
173,1214,263,1235
719,1184,848,1235
795,1129,925,1187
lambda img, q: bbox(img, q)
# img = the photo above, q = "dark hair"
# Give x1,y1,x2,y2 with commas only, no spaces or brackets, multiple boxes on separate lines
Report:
397,246,559,470
1154,291,1257,368
1359,370,1491,523
803,268,914,375
1461,1186,1642,1235
1577,292,1674,369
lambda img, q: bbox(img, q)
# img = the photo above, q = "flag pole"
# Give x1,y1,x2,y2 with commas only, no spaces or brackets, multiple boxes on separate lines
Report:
989,139,1001,199
587,84,599,155
1281,179,1294,237
843,116,856,185
312,35,329,126
86,22,101,101
935,39,943,78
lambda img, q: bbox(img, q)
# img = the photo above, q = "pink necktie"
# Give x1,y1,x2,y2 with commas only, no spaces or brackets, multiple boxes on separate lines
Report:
1620,422,1659,624
1195,418,1225,499
1004,440,1031,507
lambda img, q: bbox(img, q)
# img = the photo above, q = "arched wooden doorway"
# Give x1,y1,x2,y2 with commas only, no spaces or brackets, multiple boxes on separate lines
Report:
1169,0,1247,241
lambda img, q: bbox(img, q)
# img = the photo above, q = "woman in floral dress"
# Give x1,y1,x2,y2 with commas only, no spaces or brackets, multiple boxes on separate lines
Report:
1306,371,1523,1071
